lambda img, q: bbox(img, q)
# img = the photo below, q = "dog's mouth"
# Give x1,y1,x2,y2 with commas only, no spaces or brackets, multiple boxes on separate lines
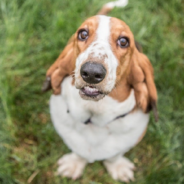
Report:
79,86,105,101
81,86,101,96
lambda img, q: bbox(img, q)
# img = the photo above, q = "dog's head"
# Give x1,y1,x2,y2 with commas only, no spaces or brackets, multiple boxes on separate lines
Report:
44,15,158,120
73,16,136,101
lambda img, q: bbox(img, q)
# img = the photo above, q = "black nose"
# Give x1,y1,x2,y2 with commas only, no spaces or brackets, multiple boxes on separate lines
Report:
80,62,106,84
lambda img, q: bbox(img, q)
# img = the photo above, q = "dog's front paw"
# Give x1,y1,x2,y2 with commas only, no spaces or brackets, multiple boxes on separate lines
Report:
104,156,135,183
57,153,87,180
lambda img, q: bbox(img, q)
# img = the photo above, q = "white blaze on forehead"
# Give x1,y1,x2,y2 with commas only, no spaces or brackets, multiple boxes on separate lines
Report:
94,15,118,91
96,15,111,43
87,15,113,59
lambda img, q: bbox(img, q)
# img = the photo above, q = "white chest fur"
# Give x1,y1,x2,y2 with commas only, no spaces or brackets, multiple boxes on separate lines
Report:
50,77,149,163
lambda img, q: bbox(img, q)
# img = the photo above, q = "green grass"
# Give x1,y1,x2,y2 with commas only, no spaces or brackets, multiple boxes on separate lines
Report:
0,0,184,183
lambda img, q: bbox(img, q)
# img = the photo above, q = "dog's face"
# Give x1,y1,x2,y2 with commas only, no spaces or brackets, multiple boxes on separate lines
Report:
74,15,135,101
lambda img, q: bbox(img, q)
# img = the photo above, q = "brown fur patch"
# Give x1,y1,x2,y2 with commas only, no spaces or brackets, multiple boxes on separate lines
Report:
109,78,131,102
97,5,113,15
108,18,135,102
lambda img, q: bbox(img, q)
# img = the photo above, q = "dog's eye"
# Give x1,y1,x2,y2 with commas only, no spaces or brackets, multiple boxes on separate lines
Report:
117,37,129,48
78,30,88,41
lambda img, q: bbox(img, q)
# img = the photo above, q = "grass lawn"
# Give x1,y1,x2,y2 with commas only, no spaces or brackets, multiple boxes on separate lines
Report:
0,0,184,183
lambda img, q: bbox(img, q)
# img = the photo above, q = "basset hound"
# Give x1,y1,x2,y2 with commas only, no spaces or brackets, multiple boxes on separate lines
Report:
42,0,158,182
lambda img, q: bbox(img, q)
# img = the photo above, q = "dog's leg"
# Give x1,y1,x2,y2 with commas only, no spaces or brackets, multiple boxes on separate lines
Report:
103,154,135,183
57,152,87,180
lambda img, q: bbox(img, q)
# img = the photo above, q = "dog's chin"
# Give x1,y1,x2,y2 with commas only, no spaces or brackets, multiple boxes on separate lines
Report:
79,86,106,101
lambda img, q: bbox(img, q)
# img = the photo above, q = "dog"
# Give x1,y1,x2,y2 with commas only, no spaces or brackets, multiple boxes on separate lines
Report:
42,0,158,182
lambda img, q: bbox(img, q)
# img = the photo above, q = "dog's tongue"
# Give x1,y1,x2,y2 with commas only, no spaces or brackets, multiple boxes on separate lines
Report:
82,86,100,96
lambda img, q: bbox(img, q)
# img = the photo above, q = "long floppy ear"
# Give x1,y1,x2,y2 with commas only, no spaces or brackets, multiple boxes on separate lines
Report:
128,49,158,121
42,35,75,94
51,46,75,94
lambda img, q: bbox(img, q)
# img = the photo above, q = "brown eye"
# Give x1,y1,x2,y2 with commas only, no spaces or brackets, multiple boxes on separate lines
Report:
117,37,129,48
78,30,88,41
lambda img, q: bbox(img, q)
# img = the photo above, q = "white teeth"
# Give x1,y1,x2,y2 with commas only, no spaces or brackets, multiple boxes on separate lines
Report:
84,86,98,92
